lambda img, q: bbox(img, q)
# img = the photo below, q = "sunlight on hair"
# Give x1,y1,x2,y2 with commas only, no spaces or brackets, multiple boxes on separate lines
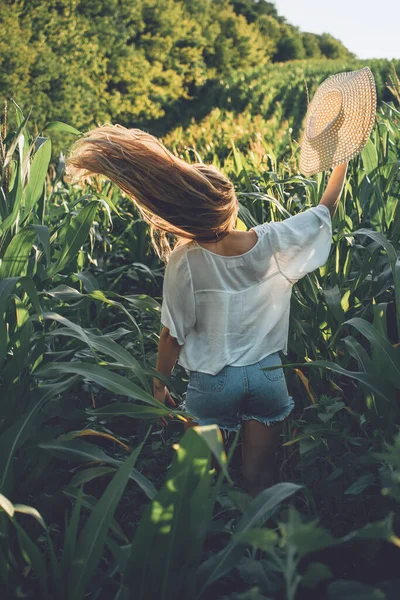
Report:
65,124,239,263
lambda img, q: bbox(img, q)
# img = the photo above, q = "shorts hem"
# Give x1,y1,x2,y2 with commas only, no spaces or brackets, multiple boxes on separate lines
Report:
241,400,294,426
180,399,241,434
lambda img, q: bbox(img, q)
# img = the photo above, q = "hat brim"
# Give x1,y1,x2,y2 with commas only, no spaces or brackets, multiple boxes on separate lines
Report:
299,67,377,176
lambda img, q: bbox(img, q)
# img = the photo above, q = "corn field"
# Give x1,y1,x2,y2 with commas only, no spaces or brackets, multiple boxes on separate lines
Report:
0,62,400,600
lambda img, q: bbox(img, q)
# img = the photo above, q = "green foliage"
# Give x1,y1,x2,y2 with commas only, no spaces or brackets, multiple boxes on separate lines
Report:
0,101,180,596
163,58,400,167
318,32,353,60
0,0,354,155
272,25,307,62
1,52,400,600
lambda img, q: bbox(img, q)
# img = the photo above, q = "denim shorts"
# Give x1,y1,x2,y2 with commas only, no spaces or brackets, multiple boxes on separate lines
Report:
182,351,294,433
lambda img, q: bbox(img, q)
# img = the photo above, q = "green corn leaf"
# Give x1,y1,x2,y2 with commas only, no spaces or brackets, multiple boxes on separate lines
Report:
0,226,36,278
123,426,216,600
0,492,14,517
284,508,339,559
13,504,46,530
22,139,51,221
351,228,397,270
273,360,397,403
0,277,19,361
38,438,156,499
105,539,131,575
69,466,117,488
342,512,400,545
43,201,98,279
19,275,42,316
197,482,301,595
36,361,166,409
343,336,373,373
63,486,128,543
41,311,150,390
31,224,50,267
322,285,345,325
12,521,50,600
41,284,146,356
231,140,252,192
57,486,83,587
362,138,379,175
0,160,23,233
86,402,178,420
73,271,99,291
231,528,278,552
194,424,231,483
395,259,400,335
0,276,42,361
43,121,82,135
14,295,29,329
2,112,31,172
344,473,375,496
343,317,400,388
351,228,399,332
235,483,302,533
0,379,75,495
68,432,147,600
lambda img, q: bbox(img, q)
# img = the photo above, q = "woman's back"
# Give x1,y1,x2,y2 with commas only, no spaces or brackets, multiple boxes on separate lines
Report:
160,204,332,375
196,229,259,257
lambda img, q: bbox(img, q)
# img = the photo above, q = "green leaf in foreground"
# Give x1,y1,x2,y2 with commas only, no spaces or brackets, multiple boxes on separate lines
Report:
68,434,147,600
123,426,220,600
197,482,302,595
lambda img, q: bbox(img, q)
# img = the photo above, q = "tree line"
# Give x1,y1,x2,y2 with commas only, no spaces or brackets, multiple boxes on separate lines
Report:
1,0,354,135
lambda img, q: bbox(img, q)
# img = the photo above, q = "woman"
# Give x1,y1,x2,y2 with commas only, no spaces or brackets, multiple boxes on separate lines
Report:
66,124,348,496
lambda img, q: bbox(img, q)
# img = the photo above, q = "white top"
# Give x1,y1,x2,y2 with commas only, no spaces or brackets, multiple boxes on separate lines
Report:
160,204,332,375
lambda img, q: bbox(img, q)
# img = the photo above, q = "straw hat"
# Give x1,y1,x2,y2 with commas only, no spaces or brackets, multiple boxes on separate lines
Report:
299,67,377,176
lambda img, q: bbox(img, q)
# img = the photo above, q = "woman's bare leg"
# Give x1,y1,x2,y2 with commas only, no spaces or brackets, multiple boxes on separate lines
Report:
241,419,283,497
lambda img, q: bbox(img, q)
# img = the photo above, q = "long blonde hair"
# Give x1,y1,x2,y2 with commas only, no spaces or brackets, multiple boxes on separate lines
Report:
65,124,239,263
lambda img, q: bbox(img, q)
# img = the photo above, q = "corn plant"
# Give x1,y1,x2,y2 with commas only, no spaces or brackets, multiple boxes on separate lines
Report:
1,60,400,599
0,102,185,596
227,101,400,434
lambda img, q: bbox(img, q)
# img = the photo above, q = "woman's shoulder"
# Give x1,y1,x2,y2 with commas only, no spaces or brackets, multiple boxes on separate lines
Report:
165,243,192,273
250,222,270,239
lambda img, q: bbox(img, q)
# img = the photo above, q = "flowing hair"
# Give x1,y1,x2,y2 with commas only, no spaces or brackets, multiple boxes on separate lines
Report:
65,124,239,263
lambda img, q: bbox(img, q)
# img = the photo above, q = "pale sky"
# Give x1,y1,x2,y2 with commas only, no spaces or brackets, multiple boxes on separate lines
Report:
274,0,400,60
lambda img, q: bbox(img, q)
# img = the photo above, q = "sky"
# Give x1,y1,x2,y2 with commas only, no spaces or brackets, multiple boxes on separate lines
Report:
274,0,400,60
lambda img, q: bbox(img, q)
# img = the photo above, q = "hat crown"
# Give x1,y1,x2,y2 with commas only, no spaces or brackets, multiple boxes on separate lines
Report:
300,67,377,176
306,88,343,140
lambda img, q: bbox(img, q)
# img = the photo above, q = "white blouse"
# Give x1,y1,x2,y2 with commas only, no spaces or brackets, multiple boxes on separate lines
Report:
160,204,332,375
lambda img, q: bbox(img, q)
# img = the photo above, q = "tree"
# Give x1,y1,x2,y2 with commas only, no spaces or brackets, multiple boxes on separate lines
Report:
272,26,306,62
302,32,323,59
318,32,355,60
0,2,34,109
230,0,284,23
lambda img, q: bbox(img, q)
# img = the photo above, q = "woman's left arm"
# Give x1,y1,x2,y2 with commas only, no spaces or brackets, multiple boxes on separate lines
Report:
153,326,181,423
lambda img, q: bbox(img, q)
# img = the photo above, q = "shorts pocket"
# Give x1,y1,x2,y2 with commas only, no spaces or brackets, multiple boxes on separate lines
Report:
258,353,284,381
188,368,227,393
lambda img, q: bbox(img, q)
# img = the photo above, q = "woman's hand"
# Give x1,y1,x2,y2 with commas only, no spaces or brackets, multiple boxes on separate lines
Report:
153,382,177,427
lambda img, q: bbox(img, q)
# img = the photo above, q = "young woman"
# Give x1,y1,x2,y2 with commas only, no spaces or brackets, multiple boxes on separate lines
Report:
66,124,348,496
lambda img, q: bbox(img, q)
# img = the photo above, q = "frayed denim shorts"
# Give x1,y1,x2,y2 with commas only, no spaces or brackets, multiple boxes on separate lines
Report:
182,351,294,434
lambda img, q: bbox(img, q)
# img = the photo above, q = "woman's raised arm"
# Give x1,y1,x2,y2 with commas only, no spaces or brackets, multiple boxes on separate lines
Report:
319,162,349,218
